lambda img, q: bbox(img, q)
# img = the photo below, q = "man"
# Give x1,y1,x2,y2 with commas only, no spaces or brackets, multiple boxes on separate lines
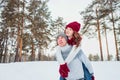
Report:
55,33,95,80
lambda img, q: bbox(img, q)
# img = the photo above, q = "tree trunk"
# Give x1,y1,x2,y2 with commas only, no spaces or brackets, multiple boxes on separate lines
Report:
3,29,8,63
0,42,4,63
9,53,12,63
96,8,104,61
110,1,119,61
104,27,110,60
14,27,20,62
19,38,22,61
3,40,8,63
38,48,41,61
14,0,20,62
31,43,35,61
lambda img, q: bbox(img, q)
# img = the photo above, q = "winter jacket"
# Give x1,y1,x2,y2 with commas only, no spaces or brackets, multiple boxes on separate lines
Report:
55,44,94,80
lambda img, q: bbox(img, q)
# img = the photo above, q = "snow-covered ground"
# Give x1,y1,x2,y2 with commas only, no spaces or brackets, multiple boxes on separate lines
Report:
0,61,120,80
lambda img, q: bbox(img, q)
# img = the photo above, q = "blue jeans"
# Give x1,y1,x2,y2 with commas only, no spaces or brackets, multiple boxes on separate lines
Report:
82,63,92,80
60,76,66,80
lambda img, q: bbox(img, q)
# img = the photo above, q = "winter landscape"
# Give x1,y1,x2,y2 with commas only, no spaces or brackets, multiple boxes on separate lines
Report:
0,0,120,80
0,61,120,80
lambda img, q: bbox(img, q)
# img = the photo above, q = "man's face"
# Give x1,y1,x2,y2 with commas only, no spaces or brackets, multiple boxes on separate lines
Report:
57,36,67,47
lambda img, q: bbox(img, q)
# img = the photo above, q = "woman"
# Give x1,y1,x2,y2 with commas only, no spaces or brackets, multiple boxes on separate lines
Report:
56,31,94,80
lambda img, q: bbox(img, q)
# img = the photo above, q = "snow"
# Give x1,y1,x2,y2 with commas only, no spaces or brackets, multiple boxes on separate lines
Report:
0,61,120,80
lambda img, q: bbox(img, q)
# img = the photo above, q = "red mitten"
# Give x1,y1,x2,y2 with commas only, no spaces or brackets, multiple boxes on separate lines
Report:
59,63,70,78
91,75,95,80
60,63,70,72
59,71,68,78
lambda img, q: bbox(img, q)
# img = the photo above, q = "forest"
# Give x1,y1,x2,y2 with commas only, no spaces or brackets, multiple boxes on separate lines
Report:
0,0,120,63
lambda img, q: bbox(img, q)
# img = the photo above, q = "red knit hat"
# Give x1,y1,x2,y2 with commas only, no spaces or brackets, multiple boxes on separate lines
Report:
66,21,81,32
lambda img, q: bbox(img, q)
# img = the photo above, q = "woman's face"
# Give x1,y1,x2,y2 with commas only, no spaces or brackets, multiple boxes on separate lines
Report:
57,36,67,47
65,27,74,39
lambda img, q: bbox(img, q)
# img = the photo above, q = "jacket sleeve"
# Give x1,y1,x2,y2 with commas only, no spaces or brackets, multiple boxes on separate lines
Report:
78,49,94,74
65,45,82,64
55,46,65,64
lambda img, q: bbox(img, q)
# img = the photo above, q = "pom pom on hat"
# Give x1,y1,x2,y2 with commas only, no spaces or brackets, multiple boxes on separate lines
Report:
66,21,81,32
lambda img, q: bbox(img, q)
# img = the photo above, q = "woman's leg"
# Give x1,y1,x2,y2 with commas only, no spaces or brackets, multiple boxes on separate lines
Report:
60,76,66,80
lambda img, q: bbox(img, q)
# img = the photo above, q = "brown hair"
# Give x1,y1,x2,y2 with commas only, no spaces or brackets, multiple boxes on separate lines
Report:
73,31,82,47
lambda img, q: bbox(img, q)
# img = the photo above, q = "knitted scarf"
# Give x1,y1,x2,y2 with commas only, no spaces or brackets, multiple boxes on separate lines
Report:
67,38,76,45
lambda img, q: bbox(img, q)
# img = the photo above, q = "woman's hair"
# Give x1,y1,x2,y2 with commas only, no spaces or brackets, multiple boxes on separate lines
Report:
73,31,82,47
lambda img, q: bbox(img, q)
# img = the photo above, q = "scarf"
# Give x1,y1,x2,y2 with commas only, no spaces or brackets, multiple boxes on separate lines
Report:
67,38,76,45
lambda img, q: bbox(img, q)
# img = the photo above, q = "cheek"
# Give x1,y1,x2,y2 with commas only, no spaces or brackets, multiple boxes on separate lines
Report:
57,39,60,44
69,31,73,35
67,31,73,36
65,29,70,34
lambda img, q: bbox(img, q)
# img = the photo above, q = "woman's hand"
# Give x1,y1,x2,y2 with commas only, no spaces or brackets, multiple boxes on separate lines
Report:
59,63,70,78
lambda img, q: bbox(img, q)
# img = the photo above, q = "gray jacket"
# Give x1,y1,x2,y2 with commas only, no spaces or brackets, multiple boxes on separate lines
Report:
55,44,94,80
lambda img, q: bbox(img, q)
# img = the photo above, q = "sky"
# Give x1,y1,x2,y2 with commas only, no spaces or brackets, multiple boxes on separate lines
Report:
47,0,92,24
0,61,120,80
47,0,116,59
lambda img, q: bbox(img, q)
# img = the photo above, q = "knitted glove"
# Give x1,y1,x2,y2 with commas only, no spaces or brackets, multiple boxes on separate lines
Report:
59,63,70,78
59,71,68,78
91,75,95,80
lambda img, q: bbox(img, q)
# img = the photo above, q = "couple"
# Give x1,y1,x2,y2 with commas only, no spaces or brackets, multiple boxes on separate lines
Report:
55,21,95,80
